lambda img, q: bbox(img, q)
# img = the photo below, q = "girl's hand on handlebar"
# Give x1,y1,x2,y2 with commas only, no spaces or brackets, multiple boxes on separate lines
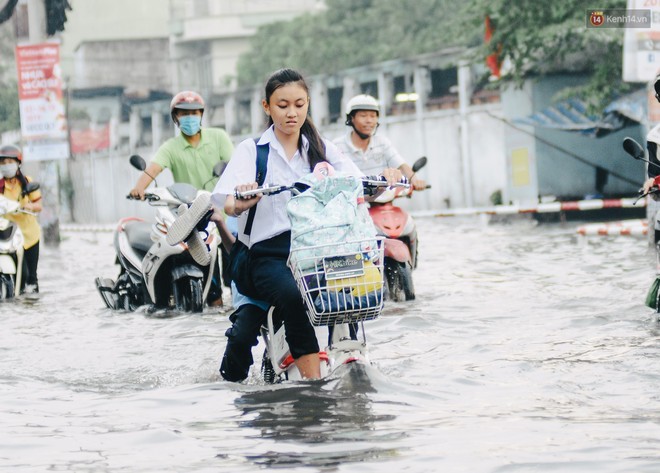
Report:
234,182,261,200
229,182,261,216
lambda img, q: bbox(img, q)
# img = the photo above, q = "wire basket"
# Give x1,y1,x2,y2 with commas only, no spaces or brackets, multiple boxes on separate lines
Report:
288,237,385,326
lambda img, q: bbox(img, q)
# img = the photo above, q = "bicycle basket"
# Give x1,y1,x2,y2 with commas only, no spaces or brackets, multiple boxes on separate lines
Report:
288,237,385,326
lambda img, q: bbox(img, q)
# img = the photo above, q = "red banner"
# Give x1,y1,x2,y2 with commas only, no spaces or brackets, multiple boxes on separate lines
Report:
15,42,69,160
70,126,110,154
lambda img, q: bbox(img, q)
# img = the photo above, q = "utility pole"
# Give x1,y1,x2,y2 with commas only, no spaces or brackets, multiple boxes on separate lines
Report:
27,0,61,245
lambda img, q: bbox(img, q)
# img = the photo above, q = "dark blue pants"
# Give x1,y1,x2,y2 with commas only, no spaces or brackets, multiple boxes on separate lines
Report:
20,242,39,292
249,232,319,359
220,303,266,382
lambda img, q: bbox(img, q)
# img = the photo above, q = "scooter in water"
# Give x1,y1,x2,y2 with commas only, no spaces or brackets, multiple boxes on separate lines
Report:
368,157,429,301
622,137,660,312
623,137,660,260
95,155,221,313
0,182,39,299
234,174,407,383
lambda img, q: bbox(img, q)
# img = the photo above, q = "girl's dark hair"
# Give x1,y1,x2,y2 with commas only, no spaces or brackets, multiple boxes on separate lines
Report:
264,68,327,171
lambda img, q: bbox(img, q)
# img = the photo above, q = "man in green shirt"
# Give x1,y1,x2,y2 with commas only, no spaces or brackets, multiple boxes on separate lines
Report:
130,91,233,197
129,91,234,307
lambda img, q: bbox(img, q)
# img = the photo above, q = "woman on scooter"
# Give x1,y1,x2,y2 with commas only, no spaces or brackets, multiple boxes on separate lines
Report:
169,68,402,379
0,144,42,294
640,75,660,251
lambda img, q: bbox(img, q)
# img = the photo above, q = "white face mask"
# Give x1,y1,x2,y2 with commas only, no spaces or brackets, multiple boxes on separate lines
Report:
0,162,18,179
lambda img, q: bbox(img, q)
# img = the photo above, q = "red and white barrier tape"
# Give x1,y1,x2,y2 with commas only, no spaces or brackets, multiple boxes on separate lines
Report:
413,198,645,218
61,224,114,233
576,219,648,236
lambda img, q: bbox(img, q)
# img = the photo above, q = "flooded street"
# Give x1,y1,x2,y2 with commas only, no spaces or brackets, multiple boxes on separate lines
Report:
2,216,660,472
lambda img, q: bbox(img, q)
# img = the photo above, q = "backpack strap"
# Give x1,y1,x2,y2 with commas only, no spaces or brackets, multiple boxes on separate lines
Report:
243,138,268,236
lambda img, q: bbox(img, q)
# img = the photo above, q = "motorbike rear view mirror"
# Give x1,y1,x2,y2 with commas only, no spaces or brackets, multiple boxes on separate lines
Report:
129,155,146,171
24,182,40,193
213,161,227,177
622,137,645,160
622,136,660,172
412,157,427,173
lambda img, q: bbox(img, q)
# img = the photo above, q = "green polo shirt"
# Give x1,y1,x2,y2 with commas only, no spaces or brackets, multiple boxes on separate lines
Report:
152,127,234,191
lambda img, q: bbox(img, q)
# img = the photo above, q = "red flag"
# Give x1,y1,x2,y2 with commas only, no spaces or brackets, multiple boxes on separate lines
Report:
485,16,501,79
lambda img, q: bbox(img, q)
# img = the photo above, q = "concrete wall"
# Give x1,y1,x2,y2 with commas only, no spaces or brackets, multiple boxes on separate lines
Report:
499,76,645,204
64,101,506,225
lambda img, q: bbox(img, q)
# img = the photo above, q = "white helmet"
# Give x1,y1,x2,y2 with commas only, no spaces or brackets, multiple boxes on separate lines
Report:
346,94,380,116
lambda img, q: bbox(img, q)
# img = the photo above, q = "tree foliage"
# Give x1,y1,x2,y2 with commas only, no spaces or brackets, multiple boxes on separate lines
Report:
464,0,630,109
237,0,632,110
0,20,19,134
236,0,472,85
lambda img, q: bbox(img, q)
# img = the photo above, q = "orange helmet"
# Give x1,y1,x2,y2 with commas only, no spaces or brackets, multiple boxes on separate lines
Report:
0,144,22,164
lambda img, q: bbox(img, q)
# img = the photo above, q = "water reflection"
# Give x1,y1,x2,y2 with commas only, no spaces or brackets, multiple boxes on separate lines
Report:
235,364,402,468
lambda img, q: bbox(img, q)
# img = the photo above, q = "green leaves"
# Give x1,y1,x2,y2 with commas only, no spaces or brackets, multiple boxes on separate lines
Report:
0,22,19,133
468,0,630,104
236,0,472,85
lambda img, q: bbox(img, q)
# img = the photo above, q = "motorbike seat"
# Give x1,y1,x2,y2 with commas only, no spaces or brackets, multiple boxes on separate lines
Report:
123,221,153,255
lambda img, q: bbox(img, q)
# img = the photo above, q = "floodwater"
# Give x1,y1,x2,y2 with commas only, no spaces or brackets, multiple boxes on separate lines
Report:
2,215,660,472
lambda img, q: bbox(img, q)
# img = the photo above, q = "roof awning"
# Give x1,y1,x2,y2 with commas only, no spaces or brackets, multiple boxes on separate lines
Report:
513,88,647,137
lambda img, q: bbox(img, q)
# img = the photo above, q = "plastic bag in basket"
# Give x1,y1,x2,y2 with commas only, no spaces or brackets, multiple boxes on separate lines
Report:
326,260,383,297
287,166,378,271
313,289,383,315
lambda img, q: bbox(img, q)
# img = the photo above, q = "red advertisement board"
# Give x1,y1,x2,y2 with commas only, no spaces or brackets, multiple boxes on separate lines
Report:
15,42,69,160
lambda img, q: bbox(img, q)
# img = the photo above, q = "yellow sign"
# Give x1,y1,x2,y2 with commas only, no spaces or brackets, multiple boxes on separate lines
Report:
511,148,530,187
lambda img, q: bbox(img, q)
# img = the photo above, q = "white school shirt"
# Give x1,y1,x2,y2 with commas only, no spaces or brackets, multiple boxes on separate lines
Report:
213,125,363,247
333,130,406,176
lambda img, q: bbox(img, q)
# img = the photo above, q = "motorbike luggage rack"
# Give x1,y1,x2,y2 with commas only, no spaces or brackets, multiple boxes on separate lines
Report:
288,237,385,326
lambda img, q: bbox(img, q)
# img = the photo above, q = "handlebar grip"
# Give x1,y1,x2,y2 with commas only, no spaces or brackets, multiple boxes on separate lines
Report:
234,188,262,199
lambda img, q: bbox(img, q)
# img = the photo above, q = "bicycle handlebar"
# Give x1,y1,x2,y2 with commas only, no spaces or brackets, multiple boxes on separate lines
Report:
234,176,409,200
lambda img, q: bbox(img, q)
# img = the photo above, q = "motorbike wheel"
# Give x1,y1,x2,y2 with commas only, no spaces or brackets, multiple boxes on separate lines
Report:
173,278,204,313
385,260,415,302
0,274,15,300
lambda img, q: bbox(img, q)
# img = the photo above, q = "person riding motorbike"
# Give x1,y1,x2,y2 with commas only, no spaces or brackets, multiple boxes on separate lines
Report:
128,90,234,307
333,94,427,190
641,75,660,247
0,144,42,294
166,69,404,381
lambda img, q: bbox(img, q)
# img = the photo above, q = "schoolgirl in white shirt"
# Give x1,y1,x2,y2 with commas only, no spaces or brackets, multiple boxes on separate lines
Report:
214,68,402,379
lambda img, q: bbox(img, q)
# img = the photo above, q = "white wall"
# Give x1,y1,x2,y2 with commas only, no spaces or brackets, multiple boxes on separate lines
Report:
65,102,507,226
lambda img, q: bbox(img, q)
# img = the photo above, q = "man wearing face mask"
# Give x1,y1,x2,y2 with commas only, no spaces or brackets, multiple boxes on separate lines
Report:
129,91,234,307
129,91,233,199
0,144,42,294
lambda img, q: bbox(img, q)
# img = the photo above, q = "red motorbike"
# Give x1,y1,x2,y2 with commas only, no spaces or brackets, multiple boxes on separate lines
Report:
368,157,428,301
